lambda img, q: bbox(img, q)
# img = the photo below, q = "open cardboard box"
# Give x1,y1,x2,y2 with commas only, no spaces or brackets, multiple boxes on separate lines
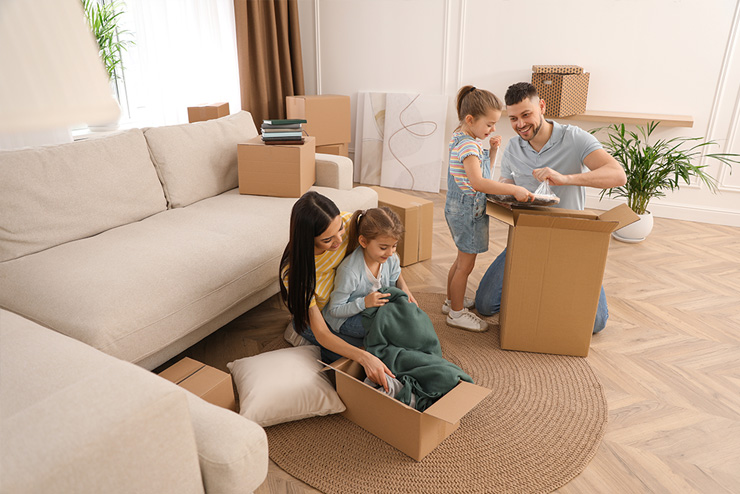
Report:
326,357,491,461
487,201,639,357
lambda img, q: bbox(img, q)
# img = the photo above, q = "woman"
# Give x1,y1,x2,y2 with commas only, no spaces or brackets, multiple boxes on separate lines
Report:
279,191,393,390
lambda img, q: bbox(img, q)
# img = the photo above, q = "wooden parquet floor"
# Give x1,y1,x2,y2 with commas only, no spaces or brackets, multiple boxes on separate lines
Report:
181,189,740,494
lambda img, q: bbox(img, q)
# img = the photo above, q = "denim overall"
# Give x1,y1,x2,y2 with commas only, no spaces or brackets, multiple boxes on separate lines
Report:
444,134,491,254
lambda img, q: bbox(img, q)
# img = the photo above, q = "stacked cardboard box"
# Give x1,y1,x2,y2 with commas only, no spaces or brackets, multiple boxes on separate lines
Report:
370,186,433,267
187,102,230,123
486,201,638,357
286,95,351,157
531,65,590,118
158,357,237,412
237,136,316,198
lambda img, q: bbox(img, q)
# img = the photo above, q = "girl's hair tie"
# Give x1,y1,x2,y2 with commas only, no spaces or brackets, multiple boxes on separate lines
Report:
467,86,476,96
357,210,367,223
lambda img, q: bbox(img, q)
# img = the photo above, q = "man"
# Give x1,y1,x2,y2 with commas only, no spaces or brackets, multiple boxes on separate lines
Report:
474,82,627,333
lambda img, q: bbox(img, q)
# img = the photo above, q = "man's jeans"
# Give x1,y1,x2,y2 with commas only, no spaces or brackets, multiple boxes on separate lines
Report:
474,248,609,334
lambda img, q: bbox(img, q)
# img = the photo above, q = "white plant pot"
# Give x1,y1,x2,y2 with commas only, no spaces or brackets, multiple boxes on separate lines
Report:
612,210,653,243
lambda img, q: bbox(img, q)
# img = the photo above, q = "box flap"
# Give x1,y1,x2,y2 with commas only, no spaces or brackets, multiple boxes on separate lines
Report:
158,357,205,385
486,201,515,226
423,381,491,424
597,203,640,231
516,213,616,233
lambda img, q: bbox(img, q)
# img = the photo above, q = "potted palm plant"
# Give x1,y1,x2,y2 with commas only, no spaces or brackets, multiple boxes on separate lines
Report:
593,121,739,242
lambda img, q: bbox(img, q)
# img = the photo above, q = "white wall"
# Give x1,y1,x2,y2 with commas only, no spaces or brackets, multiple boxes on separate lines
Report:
298,0,740,226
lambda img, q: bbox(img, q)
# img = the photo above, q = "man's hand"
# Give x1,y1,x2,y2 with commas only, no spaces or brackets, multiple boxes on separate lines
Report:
365,291,390,308
532,167,569,186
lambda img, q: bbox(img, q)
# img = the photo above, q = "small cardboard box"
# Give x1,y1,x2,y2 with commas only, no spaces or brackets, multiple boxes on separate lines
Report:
159,357,237,412
237,136,316,198
370,186,433,267
286,95,351,146
487,202,639,357
316,142,349,157
187,102,230,123
531,65,589,118
328,358,491,461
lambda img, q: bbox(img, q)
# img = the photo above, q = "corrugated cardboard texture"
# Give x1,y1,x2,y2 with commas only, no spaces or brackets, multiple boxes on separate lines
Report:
330,358,490,461
286,95,351,146
187,102,230,123
532,72,590,118
370,186,433,266
237,136,316,198
316,142,349,157
159,357,237,412
487,202,635,357
532,65,584,74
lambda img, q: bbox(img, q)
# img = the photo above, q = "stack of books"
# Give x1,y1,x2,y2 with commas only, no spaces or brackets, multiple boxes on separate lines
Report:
261,118,307,145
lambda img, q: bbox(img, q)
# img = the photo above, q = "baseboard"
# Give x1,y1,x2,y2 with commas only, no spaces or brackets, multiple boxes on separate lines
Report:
585,195,740,227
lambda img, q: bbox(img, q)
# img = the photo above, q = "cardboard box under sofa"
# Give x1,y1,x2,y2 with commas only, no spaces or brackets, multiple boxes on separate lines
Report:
370,186,433,267
237,136,316,198
286,94,351,146
486,202,638,357
328,358,490,461
187,102,230,123
159,357,237,412
531,65,590,118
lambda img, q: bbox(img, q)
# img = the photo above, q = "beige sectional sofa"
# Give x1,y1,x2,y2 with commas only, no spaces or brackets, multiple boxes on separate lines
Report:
0,111,378,493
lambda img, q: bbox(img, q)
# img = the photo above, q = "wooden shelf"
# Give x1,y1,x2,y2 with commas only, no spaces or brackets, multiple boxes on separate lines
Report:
553,110,694,128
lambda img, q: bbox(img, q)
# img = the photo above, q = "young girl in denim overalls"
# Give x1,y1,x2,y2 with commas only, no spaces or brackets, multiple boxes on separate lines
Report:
443,85,534,332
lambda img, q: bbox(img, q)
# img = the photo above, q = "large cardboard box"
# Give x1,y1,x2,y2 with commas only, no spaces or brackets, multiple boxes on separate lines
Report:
159,357,237,412
370,186,433,267
316,142,349,157
328,358,490,461
237,136,316,198
531,65,590,118
487,202,639,357
187,102,230,123
286,95,351,146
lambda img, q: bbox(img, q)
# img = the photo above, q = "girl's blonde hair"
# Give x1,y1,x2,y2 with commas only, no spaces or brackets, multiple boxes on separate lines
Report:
347,207,404,254
455,85,503,122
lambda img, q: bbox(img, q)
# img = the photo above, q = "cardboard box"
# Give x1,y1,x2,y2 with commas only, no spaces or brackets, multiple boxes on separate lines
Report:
187,102,230,123
487,202,639,357
237,136,316,198
531,65,589,118
370,186,433,267
286,95,351,146
328,358,490,461
159,357,237,412
316,142,349,157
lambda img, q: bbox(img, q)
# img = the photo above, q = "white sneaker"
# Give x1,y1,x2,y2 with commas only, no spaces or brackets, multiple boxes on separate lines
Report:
283,321,311,346
442,297,475,315
446,309,488,332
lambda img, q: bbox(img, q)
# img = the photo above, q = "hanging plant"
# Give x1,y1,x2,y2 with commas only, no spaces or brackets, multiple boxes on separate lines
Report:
81,0,134,81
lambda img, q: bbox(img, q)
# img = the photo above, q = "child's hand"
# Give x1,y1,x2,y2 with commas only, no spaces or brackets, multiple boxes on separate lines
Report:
365,291,390,308
513,186,535,202
407,293,419,307
489,135,502,150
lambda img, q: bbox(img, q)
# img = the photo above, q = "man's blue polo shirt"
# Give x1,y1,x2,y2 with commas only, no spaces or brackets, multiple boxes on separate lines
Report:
500,120,602,210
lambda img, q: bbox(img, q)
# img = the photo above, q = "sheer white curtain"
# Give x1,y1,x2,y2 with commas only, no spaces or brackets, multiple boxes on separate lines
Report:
119,0,241,126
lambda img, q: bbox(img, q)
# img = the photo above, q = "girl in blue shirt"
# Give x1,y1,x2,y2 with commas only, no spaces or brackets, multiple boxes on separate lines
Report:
324,207,417,338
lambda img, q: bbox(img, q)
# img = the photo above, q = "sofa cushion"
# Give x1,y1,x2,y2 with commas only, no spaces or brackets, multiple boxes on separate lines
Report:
0,129,167,262
144,111,258,208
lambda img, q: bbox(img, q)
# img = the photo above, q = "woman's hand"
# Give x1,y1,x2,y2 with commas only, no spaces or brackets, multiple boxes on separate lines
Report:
407,293,419,307
513,186,535,202
357,351,394,392
364,291,390,308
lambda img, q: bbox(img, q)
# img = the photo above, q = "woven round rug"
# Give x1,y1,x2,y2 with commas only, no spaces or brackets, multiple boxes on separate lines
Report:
263,292,607,493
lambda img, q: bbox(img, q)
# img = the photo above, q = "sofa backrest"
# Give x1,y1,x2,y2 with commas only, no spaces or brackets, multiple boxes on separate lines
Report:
143,111,258,208
0,129,167,263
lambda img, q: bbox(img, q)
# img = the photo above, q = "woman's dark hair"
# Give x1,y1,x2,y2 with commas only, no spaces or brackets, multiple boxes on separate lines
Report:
346,207,404,255
279,191,340,334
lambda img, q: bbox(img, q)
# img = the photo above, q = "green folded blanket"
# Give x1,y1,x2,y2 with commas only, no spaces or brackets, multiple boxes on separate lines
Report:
362,287,473,411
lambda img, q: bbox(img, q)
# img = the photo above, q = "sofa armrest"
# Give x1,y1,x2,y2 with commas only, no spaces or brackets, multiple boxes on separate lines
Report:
315,152,353,190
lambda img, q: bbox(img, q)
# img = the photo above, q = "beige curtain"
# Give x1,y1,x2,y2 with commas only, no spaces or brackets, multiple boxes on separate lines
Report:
233,0,305,126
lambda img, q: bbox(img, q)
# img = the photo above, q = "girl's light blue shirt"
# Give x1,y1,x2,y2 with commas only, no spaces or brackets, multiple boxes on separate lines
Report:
322,246,401,332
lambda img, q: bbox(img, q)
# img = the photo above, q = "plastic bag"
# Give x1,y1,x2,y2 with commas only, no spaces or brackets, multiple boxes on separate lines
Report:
534,179,558,200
